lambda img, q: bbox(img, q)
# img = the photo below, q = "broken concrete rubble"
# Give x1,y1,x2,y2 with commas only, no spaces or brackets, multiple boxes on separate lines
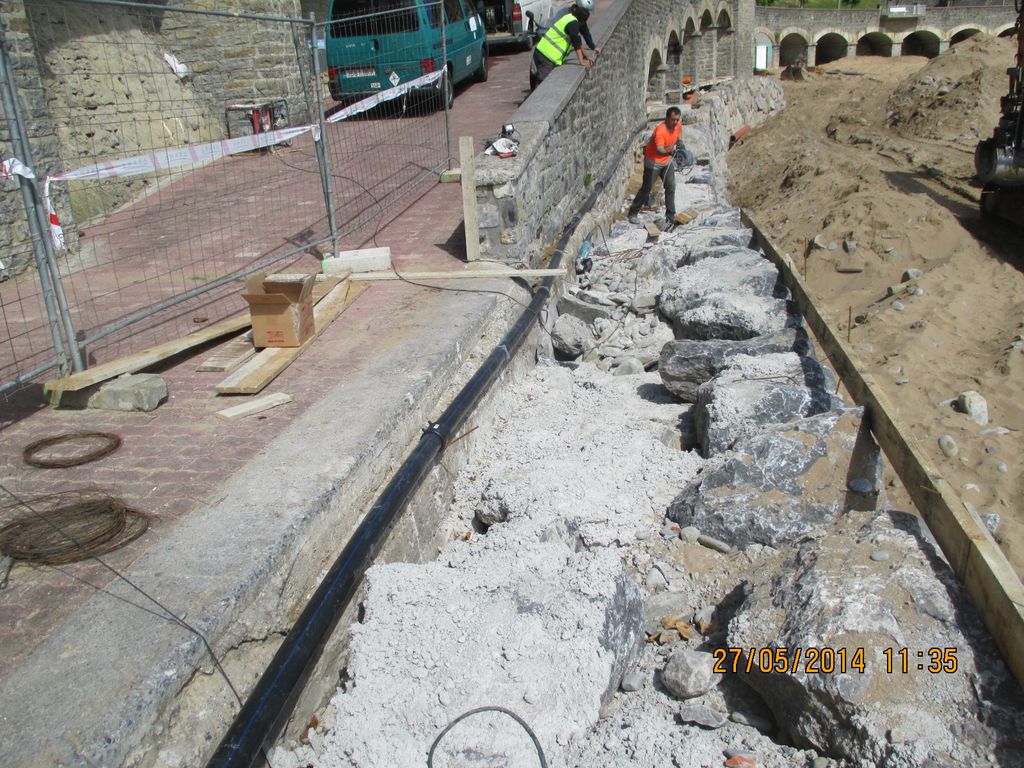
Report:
659,328,812,402
273,88,1024,768
668,410,864,548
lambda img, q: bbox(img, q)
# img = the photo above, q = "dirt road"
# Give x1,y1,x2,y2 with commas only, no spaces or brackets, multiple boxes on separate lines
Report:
727,36,1024,574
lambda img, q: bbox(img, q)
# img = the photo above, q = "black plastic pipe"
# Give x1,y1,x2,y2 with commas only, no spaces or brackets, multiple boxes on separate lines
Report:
207,125,644,768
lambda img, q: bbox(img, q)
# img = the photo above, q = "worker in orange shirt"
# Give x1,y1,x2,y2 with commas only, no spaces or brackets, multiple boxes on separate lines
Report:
627,106,689,230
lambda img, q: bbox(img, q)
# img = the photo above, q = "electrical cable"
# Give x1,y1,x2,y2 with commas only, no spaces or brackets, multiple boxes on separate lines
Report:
426,706,548,768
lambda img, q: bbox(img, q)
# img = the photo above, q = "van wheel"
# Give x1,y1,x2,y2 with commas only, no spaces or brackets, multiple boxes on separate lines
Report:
474,46,488,83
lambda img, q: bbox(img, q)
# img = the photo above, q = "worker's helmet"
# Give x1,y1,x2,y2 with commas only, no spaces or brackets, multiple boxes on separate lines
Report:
575,0,594,12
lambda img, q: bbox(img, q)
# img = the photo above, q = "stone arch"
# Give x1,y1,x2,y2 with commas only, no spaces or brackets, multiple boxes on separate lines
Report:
778,27,812,48
857,31,893,57
948,25,983,45
753,29,774,71
714,4,732,30
901,28,941,58
667,30,682,66
666,30,684,93
646,47,665,102
779,31,809,66
813,31,850,66
996,25,1016,38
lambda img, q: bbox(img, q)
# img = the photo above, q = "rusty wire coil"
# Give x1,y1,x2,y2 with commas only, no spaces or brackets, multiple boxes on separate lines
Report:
22,431,122,468
0,491,149,565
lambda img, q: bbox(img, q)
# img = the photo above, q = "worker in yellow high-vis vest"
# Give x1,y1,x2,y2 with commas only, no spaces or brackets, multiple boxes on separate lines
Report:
529,0,601,91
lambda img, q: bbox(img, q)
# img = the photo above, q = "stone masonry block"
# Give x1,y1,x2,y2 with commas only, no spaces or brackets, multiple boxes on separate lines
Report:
83,373,168,412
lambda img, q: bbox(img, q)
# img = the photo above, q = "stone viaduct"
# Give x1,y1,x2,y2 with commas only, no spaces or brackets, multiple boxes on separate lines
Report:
753,3,1018,67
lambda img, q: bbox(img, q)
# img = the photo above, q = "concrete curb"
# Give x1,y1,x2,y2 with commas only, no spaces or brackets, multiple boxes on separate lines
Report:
0,285,511,768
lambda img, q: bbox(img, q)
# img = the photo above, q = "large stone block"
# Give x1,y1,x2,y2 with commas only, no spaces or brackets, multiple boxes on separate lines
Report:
728,510,1024,765
668,409,862,548
693,351,842,456
85,373,168,412
659,328,811,402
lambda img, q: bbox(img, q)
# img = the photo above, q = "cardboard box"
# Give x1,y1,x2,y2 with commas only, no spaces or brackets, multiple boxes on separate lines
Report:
242,272,315,348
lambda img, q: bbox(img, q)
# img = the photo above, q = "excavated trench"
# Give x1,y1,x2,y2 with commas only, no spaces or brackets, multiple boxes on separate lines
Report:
264,108,1024,768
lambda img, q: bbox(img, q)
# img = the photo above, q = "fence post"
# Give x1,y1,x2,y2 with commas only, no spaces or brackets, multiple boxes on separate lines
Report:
308,15,339,258
0,22,83,375
441,1,452,167
459,136,479,262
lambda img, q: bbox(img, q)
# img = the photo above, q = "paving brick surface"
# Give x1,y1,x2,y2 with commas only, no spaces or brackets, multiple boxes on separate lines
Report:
0,47,534,677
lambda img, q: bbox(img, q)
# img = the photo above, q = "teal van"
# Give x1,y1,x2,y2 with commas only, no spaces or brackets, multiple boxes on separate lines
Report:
326,0,487,110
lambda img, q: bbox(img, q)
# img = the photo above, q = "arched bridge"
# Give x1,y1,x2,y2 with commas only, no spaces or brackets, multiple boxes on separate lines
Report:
754,4,1017,67
640,0,753,103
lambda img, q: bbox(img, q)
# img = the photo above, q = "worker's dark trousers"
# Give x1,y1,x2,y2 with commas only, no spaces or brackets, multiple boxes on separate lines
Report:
530,50,557,91
628,161,676,219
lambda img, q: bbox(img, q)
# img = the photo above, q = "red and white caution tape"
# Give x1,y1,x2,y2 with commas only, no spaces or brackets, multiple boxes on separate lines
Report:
3,157,65,250
10,70,442,252
38,124,315,250
1,157,34,181
49,124,314,184
326,70,443,124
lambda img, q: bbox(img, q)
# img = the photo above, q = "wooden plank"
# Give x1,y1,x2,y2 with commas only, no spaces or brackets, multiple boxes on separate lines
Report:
45,313,251,394
439,168,461,183
743,209,1024,688
196,333,256,373
350,267,567,282
215,392,292,421
459,136,480,263
45,276,345,395
216,280,367,395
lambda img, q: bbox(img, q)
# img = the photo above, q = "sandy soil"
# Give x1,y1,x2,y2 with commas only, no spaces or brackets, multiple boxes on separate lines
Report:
727,36,1024,575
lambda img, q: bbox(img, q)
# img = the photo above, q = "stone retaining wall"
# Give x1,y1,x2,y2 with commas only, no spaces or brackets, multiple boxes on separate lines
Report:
473,0,784,267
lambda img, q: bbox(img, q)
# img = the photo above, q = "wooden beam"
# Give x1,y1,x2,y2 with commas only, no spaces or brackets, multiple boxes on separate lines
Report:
215,392,293,421
350,267,567,282
45,276,345,396
742,210,1024,688
459,136,480,263
215,281,367,395
45,313,251,395
196,334,256,373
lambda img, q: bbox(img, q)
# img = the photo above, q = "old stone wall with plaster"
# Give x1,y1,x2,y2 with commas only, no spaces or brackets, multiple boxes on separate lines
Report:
1,0,308,277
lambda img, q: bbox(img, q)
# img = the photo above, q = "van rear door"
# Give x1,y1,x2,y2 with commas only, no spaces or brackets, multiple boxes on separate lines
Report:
327,0,427,96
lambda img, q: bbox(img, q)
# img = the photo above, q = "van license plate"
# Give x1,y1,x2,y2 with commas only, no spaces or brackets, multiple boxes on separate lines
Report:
342,67,375,78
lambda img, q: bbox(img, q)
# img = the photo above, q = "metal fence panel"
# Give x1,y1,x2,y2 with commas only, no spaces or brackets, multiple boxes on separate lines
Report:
0,0,453,398
315,0,451,250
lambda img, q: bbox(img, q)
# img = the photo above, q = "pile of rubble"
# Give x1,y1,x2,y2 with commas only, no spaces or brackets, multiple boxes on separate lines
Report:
274,125,1023,768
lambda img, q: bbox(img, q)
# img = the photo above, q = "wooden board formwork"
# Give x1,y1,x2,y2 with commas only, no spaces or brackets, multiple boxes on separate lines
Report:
350,267,567,282
742,210,1024,688
215,280,367,395
44,276,343,397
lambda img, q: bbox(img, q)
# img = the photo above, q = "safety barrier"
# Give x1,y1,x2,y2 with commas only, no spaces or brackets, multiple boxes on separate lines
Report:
0,0,450,398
